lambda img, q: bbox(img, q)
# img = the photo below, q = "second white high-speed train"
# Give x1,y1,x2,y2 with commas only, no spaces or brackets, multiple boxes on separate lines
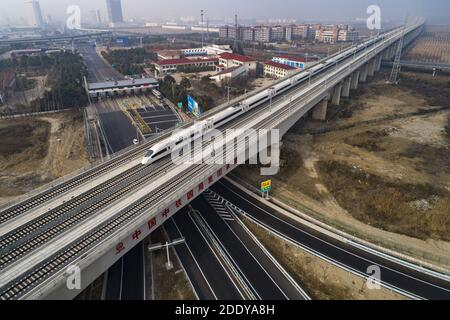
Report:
141,29,400,165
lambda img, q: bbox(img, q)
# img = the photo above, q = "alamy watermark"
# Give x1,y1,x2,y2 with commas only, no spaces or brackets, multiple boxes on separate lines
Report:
366,265,382,290
66,5,81,30
367,5,382,30
66,265,81,290
169,126,280,176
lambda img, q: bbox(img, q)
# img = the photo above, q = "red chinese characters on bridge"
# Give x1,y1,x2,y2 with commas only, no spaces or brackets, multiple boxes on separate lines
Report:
148,217,157,230
187,190,194,200
162,208,170,219
198,182,205,192
176,199,182,208
132,229,142,240
116,242,125,255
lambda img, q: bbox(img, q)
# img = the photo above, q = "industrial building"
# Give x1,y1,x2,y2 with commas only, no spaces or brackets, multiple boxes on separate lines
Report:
217,52,257,73
182,45,232,57
25,0,44,28
272,55,318,69
156,45,232,61
210,65,247,84
263,61,297,79
106,0,123,26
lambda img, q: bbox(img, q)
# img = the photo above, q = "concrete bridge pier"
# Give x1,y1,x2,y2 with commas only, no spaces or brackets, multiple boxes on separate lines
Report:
312,98,329,121
332,83,343,105
360,64,369,83
389,45,396,59
375,55,383,71
342,77,351,98
368,59,376,77
351,70,360,90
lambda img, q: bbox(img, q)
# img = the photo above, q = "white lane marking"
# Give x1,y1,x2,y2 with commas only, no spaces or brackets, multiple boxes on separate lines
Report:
218,181,450,298
171,218,218,300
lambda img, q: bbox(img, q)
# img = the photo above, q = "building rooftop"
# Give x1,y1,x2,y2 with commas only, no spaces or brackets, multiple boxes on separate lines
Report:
264,61,297,70
212,66,244,77
273,54,319,63
157,49,181,56
155,57,217,66
218,52,255,63
88,78,159,91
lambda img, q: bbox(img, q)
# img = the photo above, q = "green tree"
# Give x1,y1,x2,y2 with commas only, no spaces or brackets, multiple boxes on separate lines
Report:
180,77,191,89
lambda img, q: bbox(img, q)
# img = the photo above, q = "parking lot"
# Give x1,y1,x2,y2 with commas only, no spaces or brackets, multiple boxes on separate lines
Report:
118,95,181,137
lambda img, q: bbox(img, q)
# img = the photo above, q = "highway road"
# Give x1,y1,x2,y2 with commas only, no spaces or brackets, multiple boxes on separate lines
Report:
77,45,123,83
165,210,243,300
95,98,140,154
210,179,450,300
190,195,309,300
77,44,146,300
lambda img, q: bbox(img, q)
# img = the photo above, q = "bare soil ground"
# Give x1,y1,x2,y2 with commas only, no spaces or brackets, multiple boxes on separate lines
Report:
1,76,47,112
235,71,450,268
404,25,450,64
243,217,407,300
0,110,91,207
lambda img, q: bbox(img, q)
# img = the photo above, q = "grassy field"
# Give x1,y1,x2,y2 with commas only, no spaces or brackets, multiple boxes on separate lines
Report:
235,71,450,267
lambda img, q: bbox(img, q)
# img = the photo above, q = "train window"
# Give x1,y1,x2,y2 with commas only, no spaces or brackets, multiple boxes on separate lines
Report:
153,148,168,158
145,150,154,158
213,109,242,127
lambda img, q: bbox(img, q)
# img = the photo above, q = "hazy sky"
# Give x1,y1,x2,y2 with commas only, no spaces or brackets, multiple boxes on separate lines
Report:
0,0,449,24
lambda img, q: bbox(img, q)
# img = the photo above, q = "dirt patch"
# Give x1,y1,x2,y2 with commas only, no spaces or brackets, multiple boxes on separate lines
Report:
0,110,91,206
149,227,196,300
317,160,450,241
243,216,407,300
0,121,50,158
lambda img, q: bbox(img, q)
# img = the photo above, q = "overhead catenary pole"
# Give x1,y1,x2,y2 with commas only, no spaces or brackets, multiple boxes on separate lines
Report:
201,10,204,48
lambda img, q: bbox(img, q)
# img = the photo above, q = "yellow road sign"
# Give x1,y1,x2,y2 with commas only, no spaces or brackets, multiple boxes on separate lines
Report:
261,180,272,192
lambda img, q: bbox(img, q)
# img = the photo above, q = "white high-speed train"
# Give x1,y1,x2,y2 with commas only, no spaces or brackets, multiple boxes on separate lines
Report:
141,31,396,165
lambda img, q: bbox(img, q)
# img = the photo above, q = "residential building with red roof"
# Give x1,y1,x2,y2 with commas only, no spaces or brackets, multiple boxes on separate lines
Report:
263,61,297,79
272,54,319,69
154,57,217,75
218,52,257,73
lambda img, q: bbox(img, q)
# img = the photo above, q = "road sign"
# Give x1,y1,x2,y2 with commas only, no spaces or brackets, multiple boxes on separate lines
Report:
261,180,272,193
187,95,201,117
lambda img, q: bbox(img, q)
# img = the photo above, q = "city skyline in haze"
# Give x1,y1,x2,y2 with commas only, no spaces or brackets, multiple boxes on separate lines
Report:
0,0,449,26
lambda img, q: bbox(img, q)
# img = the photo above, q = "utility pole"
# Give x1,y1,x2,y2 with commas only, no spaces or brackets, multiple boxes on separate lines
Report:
389,15,408,84
269,87,275,112
201,10,204,48
148,239,185,271
225,86,234,104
